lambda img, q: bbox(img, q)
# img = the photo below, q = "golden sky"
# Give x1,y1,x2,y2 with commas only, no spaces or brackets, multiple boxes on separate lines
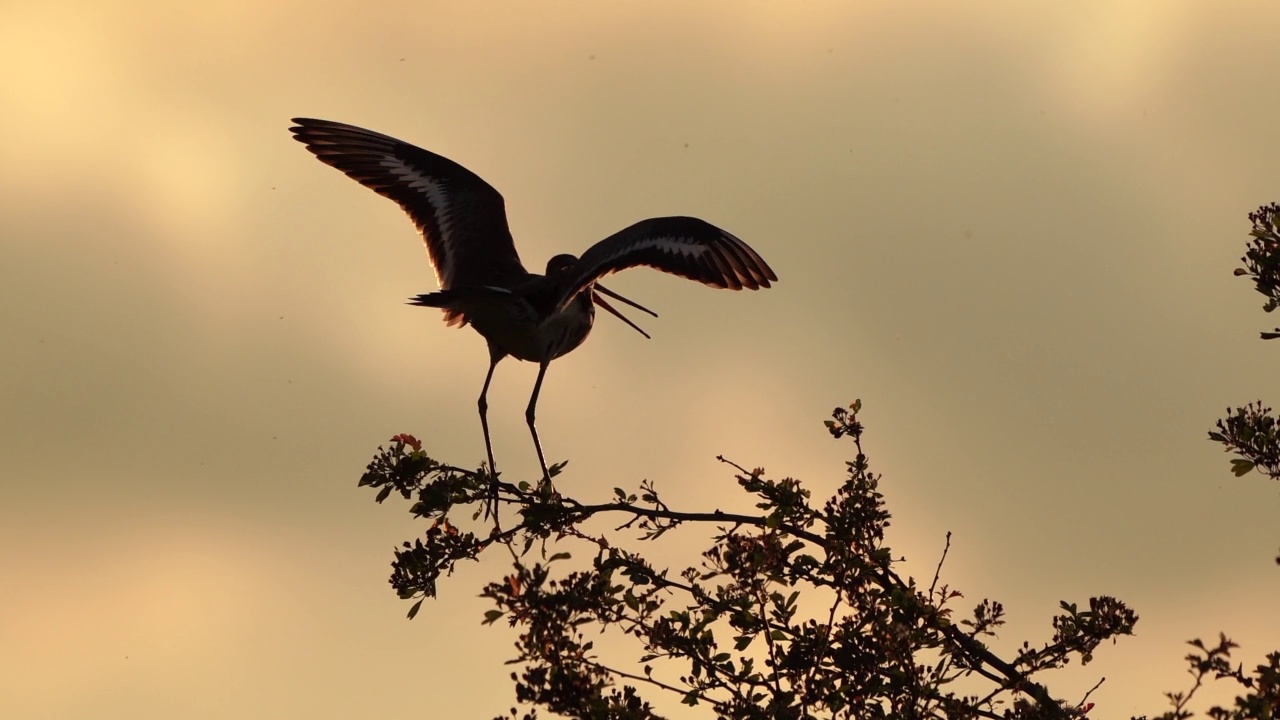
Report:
3,1,1279,717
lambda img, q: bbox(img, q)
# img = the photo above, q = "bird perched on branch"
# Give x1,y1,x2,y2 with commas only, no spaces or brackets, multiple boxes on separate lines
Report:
289,118,777,483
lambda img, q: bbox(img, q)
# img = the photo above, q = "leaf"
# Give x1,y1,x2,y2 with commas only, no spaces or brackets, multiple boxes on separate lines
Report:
406,599,423,620
734,635,754,651
682,690,700,706
482,610,503,625
1230,459,1256,477
770,629,787,641
375,486,392,503
548,552,572,563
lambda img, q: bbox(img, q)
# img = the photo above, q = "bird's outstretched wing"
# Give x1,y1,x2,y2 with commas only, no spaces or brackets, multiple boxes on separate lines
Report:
557,216,777,311
289,118,528,290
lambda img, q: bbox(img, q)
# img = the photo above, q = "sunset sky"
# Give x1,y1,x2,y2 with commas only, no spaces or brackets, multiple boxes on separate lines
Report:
3,1,1279,718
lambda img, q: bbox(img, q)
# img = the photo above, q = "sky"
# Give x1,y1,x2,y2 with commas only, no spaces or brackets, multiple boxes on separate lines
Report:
2,1,1279,718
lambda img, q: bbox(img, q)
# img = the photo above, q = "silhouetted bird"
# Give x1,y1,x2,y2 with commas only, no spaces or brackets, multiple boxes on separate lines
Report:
289,118,777,482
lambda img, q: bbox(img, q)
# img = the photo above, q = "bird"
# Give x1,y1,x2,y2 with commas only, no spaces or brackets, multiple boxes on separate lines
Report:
288,118,777,484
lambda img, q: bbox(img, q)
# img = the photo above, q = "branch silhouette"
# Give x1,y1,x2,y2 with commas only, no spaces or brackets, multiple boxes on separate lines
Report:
359,404,1159,719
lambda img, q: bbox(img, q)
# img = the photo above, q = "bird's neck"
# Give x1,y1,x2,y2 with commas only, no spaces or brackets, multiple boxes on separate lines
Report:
520,275,592,320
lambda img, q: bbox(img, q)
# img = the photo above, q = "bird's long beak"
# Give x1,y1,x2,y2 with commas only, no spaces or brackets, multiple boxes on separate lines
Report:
592,285,656,339
596,284,658,318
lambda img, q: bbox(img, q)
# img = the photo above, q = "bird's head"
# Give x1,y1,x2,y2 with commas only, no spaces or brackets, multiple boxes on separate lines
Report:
545,254,579,277
547,254,658,339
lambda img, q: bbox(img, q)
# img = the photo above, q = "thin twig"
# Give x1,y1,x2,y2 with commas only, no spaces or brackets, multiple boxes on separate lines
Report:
929,531,952,599
578,657,709,704
1078,676,1105,708
716,455,750,474
751,580,787,701
800,585,844,716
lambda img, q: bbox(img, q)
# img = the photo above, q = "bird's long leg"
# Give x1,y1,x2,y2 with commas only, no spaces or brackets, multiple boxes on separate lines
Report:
525,360,552,488
478,349,502,524
478,356,500,472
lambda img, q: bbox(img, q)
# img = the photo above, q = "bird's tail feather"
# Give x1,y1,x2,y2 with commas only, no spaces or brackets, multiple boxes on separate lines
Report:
407,286,516,328
407,285,513,307
407,291,453,307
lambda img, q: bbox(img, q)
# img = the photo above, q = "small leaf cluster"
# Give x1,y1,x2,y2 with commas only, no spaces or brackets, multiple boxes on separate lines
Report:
358,434,489,615
1236,203,1280,339
1209,403,1280,482
1137,635,1279,720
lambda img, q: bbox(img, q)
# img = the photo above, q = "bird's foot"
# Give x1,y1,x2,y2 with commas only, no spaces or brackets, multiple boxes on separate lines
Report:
482,464,502,530
532,459,569,503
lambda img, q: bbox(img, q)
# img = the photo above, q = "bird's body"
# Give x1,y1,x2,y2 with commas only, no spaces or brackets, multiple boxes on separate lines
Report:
410,257,596,364
289,118,777,481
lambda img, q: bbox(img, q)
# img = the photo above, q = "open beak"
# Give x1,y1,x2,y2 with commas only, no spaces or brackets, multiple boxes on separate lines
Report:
596,284,657,317
593,284,658,339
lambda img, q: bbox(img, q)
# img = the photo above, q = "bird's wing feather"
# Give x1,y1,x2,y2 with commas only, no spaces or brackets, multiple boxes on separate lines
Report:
557,216,776,310
289,118,528,289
